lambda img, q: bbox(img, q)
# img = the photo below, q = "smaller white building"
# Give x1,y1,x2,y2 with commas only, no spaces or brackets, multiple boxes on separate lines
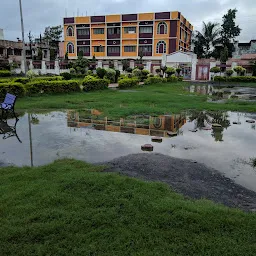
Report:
162,51,198,80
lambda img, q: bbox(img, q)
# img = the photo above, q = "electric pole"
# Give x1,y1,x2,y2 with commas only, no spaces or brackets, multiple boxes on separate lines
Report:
19,0,27,74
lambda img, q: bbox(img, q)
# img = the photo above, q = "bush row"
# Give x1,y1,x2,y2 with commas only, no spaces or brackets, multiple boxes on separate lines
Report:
0,83,26,98
0,70,11,77
26,80,80,95
82,76,109,92
0,80,81,98
214,76,256,82
144,76,167,85
118,78,139,89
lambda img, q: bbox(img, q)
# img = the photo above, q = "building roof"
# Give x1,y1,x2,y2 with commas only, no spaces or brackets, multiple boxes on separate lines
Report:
238,40,256,47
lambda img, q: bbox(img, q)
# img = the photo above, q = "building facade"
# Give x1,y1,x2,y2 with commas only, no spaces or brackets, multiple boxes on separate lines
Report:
63,11,193,60
233,40,256,58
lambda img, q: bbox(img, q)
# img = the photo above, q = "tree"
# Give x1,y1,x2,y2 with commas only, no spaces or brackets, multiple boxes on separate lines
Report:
176,68,182,76
220,9,241,57
65,52,69,60
122,59,130,71
50,48,56,60
28,31,33,56
44,25,63,47
96,67,106,79
220,46,229,64
233,66,244,76
193,22,220,58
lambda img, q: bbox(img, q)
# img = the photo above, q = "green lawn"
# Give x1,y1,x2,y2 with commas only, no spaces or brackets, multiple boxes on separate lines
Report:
0,159,255,256
16,82,256,118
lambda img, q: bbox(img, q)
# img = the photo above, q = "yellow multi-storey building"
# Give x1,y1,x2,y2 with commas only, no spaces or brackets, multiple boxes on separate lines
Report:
64,11,193,60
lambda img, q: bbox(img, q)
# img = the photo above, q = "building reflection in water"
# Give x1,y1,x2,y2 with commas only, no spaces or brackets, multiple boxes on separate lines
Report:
67,110,186,137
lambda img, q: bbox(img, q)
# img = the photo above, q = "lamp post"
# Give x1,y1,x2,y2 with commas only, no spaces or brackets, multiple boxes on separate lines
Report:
19,0,27,74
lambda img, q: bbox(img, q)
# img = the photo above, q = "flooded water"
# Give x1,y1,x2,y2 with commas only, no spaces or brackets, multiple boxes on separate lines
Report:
0,110,256,192
188,84,256,101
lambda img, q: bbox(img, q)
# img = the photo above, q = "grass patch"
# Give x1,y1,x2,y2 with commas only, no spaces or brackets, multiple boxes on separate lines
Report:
15,82,256,118
0,159,255,255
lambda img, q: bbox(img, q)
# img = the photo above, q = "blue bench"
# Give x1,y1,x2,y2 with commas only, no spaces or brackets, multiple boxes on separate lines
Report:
0,93,18,120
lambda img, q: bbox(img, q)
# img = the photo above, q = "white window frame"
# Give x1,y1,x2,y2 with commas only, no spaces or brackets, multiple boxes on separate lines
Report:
67,42,74,53
157,22,168,34
156,41,167,54
67,26,74,37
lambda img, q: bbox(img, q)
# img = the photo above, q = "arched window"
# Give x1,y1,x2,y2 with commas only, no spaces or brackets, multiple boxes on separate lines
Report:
67,26,74,37
67,42,74,53
157,22,167,34
156,41,166,54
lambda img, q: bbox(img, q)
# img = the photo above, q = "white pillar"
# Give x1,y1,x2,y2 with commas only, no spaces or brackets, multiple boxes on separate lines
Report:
41,61,46,75
114,60,118,69
29,60,33,70
191,59,197,81
55,60,60,75
97,60,103,68
146,61,152,71
130,60,135,69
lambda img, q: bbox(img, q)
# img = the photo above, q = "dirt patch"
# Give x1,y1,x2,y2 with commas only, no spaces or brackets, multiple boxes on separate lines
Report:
103,153,256,212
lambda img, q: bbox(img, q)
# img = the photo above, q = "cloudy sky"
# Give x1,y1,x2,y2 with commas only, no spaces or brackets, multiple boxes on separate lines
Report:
1,0,256,42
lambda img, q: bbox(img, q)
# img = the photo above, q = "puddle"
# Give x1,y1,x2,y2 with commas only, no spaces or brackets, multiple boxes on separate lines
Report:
0,110,256,192
187,84,256,102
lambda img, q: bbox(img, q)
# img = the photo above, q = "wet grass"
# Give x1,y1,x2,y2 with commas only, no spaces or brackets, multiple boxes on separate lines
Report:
15,82,256,118
0,159,256,255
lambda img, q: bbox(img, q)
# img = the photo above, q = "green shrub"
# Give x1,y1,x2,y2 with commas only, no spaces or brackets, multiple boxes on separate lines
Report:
166,67,176,77
61,72,72,80
141,70,150,81
82,75,109,92
115,70,120,83
176,68,182,76
0,70,11,77
0,82,26,98
96,67,107,79
13,77,30,84
26,70,36,79
225,70,234,77
118,78,139,89
214,76,227,82
148,74,154,78
214,76,256,82
126,67,133,73
0,79,11,84
132,68,142,78
104,68,116,83
144,76,167,85
34,76,63,81
86,70,93,76
26,80,80,95
178,76,183,81
233,66,243,75
167,75,178,82
70,68,76,74
210,67,221,73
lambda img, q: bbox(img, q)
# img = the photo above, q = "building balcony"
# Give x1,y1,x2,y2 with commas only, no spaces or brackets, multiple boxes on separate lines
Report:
107,52,120,57
77,35,90,40
107,34,121,39
139,33,153,38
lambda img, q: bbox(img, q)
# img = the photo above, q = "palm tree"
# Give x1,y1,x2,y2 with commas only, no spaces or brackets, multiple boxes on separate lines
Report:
193,22,221,58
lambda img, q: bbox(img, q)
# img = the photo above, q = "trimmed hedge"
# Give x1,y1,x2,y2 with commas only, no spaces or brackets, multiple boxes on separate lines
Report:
61,72,72,80
118,78,139,89
0,79,11,84
14,77,30,84
214,76,256,82
0,83,26,98
144,76,167,85
26,80,80,95
82,76,109,92
0,70,11,77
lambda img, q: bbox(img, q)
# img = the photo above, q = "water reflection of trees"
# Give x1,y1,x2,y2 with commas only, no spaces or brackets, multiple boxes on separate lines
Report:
189,111,230,142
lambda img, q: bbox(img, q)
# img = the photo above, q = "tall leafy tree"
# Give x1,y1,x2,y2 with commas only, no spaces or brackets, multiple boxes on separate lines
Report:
44,25,63,48
219,9,241,57
193,22,220,58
